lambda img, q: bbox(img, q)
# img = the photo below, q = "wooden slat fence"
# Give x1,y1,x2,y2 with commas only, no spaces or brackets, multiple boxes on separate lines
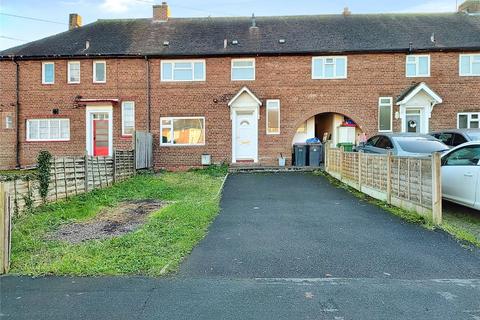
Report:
325,143,442,225
2,150,135,217
134,131,153,170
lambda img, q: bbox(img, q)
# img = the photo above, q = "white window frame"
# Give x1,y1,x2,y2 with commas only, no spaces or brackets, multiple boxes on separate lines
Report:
93,60,107,83
42,62,55,84
378,97,393,133
121,101,135,136
161,60,206,82
160,116,206,146
405,54,430,78
459,54,480,77
266,99,280,135
67,61,81,84
457,112,480,129
231,58,255,81
5,115,13,129
311,56,348,79
26,119,70,142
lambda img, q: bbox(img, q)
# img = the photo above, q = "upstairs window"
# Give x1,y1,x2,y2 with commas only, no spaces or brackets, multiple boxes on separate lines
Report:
460,54,480,76
312,56,347,79
266,100,280,134
121,101,135,136
406,55,430,77
27,119,70,141
161,60,206,82
5,115,13,129
42,62,55,84
68,61,80,84
378,97,393,132
93,61,106,83
231,59,255,81
160,117,205,145
458,112,480,129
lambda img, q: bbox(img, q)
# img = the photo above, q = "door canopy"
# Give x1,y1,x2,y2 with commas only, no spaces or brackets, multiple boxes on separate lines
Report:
228,86,262,108
396,82,443,107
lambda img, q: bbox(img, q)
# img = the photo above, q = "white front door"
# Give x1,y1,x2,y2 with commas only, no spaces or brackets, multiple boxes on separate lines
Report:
405,108,422,133
234,111,257,161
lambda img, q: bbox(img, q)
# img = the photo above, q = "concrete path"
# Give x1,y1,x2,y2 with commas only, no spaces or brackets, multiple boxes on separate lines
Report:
2,173,480,320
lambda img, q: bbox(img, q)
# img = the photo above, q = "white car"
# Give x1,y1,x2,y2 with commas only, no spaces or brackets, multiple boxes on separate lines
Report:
441,141,480,210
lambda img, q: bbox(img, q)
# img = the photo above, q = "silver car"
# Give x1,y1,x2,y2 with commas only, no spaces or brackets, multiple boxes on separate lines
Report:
430,129,480,148
357,133,449,157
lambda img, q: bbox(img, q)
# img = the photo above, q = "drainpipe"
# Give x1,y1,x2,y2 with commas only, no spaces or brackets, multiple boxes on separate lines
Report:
13,58,20,168
145,56,151,132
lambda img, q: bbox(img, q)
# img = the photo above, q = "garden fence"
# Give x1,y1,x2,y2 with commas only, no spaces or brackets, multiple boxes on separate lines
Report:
325,144,442,225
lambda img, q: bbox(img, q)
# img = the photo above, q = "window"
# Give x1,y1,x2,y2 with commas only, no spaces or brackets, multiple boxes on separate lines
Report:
458,112,480,129
68,61,80,84
266,100,280,134
375,136,393,149
406,55,430,77
160,117,205,145
366,136,381,146
93,61,106,83
26,119,70,141
5,115,13,129
231,59,255,81
312,56,347,79
460,54,480,76
442,145,480,166
42,62,55,84
378,97,393,132
121,101,135,136
161,60,205,82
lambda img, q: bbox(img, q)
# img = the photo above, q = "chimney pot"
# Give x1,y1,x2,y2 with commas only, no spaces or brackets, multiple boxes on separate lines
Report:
153,2,170,22
69,13,82,30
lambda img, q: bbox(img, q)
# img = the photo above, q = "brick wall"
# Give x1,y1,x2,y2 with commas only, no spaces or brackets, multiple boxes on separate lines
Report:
1,51,479,170
0,61,17,169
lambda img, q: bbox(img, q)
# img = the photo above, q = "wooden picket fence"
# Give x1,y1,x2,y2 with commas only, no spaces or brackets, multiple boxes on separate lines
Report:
2,150,135,217
325,144,442,225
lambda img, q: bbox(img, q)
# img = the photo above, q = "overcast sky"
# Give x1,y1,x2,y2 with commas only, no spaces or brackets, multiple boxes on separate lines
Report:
0,0,462,50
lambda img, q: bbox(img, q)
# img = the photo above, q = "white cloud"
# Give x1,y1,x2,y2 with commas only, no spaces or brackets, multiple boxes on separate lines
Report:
401,0,458,13
100,0,138,13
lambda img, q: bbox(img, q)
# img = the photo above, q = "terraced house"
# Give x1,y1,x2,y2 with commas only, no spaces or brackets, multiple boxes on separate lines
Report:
1,1,480,170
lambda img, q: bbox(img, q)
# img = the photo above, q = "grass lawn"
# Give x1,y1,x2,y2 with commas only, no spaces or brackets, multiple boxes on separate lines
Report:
10,167,227,276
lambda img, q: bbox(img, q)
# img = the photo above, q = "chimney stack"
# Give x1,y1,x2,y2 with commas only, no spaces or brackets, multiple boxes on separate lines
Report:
153,2,170,22
343,7,351,16
458,0,480,14
69,13,82,30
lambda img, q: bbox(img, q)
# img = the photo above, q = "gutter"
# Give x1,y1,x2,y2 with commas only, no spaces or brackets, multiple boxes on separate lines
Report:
145,56,151,133
12,58,20,168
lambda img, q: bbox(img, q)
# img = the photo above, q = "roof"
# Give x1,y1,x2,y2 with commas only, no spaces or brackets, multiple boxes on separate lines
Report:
2,13,480,59
396,82,443,105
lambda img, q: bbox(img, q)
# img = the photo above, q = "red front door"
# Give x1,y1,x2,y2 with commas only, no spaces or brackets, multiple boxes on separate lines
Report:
93,119,109,156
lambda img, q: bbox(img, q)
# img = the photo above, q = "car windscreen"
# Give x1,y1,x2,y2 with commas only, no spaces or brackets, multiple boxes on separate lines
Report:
395,138,449,153
466,132,480,141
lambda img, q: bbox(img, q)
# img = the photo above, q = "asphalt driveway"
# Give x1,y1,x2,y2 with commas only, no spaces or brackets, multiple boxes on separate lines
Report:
2,172,480,320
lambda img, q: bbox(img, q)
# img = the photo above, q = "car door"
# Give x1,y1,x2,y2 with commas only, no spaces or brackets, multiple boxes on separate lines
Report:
441,145,480,207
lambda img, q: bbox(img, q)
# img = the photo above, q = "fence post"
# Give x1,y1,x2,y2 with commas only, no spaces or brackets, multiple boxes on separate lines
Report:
324,142,329,172
339,146,344,181
358,152,362,190
113,149,117,184
0,182,11,274
431,152,442,225
386,152,392,204
84,153,89,192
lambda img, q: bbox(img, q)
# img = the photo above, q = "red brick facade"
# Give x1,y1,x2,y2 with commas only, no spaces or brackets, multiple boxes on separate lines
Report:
1,51,479,170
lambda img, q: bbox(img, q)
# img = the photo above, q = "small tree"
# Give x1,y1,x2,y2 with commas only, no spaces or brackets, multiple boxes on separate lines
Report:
37,151,52,203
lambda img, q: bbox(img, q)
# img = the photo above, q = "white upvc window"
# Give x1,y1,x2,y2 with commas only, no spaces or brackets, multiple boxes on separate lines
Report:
42,62,55,84
406,55,430,77
160,116,205,146
458,112,480,129
231,58,255,81
459,54,480,76
312,56,347,79
5,115,13,129
26,119,70,141
378,97,393,132
161,60,206,82
93,60,106,83
266,100,280,135
121,101,135,136
67,61,81,84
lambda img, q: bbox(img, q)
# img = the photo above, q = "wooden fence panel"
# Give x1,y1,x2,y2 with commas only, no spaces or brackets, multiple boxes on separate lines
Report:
134,131,153,170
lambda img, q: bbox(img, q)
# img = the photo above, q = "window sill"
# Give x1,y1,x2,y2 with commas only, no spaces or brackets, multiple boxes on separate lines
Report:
160,144,205,147
25,139,70,143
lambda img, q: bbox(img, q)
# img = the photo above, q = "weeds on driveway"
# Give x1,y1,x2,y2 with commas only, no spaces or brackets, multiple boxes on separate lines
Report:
315,170,480,248
11,166,227,276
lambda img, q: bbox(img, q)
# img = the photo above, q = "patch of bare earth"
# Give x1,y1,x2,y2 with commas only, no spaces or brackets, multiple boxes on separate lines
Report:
49,200,166,243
